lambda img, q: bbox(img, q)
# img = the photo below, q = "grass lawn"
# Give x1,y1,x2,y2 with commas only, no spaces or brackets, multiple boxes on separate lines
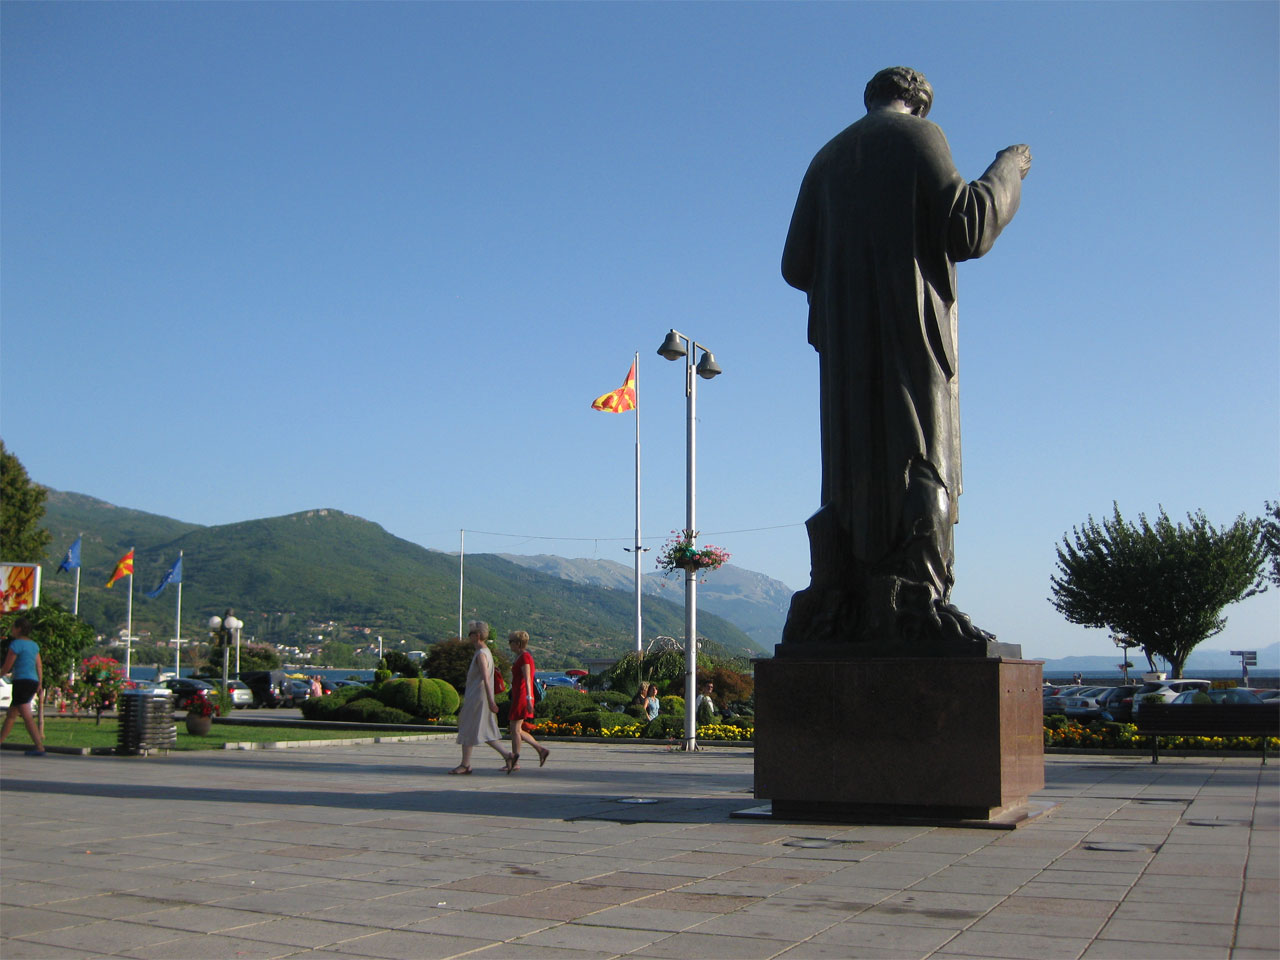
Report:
0,717,403,752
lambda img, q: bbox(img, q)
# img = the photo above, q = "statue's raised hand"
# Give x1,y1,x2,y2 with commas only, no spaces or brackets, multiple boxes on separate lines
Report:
1001,144,1032,179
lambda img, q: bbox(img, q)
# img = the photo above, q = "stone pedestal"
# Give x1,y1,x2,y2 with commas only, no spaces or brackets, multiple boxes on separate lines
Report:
754,657,1043,824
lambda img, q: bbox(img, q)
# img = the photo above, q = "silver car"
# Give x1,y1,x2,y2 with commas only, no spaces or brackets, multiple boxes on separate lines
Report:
219,680,254,708
1131,678,1211,716
1062,687,1113,720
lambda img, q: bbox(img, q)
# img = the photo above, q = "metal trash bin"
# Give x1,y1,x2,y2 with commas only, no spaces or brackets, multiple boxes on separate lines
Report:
116,690,177,756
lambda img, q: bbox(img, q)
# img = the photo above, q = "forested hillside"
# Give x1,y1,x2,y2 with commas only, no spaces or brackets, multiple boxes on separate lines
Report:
38,491,760,666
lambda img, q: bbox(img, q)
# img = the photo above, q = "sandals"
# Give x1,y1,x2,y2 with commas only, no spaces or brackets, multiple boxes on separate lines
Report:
538,747,550,767
506,754,520,774
448,765,472,775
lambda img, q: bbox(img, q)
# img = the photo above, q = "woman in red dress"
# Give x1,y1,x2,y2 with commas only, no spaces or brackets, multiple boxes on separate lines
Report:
507,630,549,772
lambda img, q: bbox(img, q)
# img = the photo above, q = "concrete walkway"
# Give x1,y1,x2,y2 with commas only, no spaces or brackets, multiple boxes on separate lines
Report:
1,740,1275,959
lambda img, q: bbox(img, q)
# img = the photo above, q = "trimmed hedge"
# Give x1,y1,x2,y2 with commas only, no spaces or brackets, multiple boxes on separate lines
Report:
536,686,593,720
375,677,460,720
335,697,414,724
299,685,370,720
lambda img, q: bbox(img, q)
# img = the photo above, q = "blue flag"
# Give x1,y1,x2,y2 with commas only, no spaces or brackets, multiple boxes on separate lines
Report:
145,555,183,599
57,537,82,573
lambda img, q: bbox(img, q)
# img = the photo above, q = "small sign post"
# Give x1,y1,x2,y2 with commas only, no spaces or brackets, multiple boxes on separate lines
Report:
1229,650,1257,687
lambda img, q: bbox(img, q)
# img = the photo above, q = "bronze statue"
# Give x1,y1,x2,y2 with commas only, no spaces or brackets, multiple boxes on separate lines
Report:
780,67,1030,655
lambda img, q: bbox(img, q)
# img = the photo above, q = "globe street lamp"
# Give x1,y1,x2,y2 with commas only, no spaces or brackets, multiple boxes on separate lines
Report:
656,328,722,751
209,610,244,675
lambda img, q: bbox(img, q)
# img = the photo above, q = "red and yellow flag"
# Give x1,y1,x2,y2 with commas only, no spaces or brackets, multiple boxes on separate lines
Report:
106,549,134,588
591,361,637,413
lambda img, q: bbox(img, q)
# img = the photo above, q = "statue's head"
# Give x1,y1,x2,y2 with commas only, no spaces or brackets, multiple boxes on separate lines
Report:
864,67,933,118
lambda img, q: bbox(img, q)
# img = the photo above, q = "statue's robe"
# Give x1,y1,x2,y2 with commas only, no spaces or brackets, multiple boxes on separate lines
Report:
782,109,1023,590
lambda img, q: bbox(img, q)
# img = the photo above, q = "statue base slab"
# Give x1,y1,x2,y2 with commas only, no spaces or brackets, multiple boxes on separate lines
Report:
753,656,1043,825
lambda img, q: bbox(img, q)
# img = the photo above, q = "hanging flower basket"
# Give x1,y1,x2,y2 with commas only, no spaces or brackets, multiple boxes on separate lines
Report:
655,530,730,574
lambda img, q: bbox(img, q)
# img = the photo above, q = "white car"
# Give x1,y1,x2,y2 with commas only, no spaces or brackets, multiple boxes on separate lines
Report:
1131,678,1211,716
0,677,11,709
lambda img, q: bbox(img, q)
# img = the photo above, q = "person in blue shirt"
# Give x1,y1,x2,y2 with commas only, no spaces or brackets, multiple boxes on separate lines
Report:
1,616,46,755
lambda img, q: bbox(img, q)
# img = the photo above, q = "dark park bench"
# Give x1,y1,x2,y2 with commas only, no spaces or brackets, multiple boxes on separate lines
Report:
1136,703,1280,764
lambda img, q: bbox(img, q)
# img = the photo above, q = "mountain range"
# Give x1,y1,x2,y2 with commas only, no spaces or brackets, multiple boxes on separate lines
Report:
34,490,779,667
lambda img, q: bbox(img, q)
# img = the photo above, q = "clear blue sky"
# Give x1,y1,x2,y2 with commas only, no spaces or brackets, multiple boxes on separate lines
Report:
3,2,1276,661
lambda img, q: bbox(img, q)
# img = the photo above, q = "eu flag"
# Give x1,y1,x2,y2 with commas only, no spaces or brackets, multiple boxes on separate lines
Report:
145,555,183,599
57,537,82,573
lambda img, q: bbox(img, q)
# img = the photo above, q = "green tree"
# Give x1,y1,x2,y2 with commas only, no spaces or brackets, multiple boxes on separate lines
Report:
1050,504,1265,678
0,440,52,561
1261,500,1280,589
0,603,96,689
238,644,281,671
424,635,510,692
383,651,421,677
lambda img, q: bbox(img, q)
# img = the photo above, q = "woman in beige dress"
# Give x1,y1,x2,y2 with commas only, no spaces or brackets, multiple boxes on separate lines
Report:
451,621,516,774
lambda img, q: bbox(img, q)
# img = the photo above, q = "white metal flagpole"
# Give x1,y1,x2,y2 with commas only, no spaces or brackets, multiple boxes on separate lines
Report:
72,533,81,615
633,351,643,654
125,565,134,681
174,551,183,677
458,529,465,640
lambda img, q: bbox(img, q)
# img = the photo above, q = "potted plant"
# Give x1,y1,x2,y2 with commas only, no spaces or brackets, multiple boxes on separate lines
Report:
655,529,730,574
184,690,219,735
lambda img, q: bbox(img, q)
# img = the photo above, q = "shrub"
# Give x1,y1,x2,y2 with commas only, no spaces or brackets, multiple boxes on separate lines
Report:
624,704,647,721
335,697,414,724
564,710,605,732
643,715,686,739
702,665,754,709
299,685,369,720
429,678,461,716
536,686,592,720
377,678,443,718
659,695,685,718
589,690,632,711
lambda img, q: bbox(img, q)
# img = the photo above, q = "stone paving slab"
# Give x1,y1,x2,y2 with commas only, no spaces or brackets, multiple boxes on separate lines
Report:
2,741,1276,959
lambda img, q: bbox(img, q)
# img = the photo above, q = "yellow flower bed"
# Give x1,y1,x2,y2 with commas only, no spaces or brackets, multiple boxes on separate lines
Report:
537,719,755,741
1043,719,1279,752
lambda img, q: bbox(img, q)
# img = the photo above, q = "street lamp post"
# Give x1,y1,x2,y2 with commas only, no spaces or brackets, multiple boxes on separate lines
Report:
657,328,722,751
209,610,244,676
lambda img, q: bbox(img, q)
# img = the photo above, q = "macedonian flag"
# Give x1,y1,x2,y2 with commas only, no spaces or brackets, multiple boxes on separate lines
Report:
591,361,637,413
106,548,135,588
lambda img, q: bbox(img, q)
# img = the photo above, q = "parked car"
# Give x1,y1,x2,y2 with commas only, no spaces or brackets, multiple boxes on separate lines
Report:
289,678,313,701
123,679,171,699
0,677,11,709
239,670,296,707
1254,689,1280,703
1097,684,1141,722
331,679,367,689
1130,678,1211,716
216,679,253,708
1043,685,1089,715
161,678,217,710
1062,687,1116,721
1169,688,1264,705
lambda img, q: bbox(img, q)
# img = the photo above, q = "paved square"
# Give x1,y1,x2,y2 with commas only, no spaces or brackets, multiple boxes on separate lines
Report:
2,739,1275,959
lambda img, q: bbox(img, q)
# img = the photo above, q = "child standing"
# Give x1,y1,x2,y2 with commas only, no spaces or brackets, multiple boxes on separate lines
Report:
1,617,46,756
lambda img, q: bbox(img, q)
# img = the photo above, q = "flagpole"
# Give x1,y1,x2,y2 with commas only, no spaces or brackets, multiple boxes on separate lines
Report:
72,533,82,615
458,529,465,640
174,551,183,678
633,351,643,654
125,565,134,681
